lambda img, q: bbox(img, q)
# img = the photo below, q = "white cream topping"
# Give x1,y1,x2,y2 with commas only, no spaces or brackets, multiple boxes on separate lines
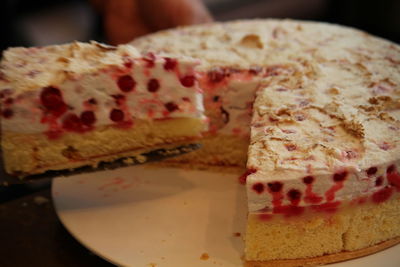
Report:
0,42,205,134
218,78,259,136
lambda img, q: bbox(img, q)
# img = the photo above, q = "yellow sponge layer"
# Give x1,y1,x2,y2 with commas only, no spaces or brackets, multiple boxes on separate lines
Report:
161,134,249,168
2,118,205,176
245,193,400,262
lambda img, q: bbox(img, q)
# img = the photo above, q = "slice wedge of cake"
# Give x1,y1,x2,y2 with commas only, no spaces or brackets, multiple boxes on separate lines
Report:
132,19,400,265
0,41,207,176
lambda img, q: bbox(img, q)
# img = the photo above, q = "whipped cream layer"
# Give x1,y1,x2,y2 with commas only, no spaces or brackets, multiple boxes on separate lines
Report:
0,42,205,136
131,20,400,213
198,68,263,138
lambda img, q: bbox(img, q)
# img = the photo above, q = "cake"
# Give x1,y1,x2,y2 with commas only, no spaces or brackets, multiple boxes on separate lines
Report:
1,19,400,266
0,41,207,176
131,20,400,266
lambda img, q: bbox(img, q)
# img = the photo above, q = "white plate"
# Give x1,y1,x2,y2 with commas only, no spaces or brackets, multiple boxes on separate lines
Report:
52,166,400,267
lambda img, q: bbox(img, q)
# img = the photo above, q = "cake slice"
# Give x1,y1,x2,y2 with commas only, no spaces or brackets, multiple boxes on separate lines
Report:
0,41,207,176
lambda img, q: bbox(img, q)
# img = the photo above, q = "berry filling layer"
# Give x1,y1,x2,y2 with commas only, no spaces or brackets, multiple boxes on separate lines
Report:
0,42,206,137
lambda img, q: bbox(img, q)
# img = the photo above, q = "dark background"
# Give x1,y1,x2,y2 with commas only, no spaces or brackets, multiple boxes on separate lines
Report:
1,0,399,53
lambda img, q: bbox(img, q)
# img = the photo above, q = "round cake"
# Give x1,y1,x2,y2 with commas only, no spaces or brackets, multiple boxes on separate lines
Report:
131,19,400,266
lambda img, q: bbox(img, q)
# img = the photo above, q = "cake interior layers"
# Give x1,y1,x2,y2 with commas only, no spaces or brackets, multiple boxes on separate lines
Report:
160,67,262,168
246,189,400,262
0,42,207,176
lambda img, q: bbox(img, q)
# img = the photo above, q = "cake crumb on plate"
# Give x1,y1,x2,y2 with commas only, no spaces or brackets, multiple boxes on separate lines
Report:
200,252,210,260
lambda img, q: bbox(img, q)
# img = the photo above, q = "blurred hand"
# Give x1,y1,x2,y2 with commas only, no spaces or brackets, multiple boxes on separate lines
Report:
91,0,213,45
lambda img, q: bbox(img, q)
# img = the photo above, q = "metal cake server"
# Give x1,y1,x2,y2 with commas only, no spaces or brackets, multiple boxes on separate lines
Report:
0,143,201,185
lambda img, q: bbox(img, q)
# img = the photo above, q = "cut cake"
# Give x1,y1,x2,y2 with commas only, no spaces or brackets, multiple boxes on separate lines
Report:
1,19,400,266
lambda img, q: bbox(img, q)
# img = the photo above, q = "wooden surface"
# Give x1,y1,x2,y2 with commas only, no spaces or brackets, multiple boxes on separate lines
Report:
0,188,113,267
